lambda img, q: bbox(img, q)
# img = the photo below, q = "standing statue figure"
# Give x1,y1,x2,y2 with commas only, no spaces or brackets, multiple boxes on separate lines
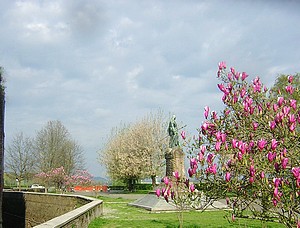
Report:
168,115,179,148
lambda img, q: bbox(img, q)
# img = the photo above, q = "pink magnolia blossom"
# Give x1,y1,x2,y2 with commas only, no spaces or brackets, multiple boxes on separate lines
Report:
269,121,276,130
260,171,265,179
204,106,210,119
273,187,279,199
292,167,300,179
232,138,237,148
197,152,204,162
238,141,247,154
274,178,281,187
271,139,278,150
288,75,293,83
200,145,206,154
207,153,214,164
288,114,296,124
224,109,230,116
268,152,276,162
239,87,246,99
237,151,243,161
252,122,258,130
273,103,278,112
273,198,278,207
282,106,290,116
249,177,254,184
217,84,229,95
281,158,288,169
163,177,169,186
181,131,186,140
190,158,197,168
221,133,227,143
215,131,222,141
215,141,222,151
190,183,195,192
230,67,235,75
225,172,231,182
257,139,267,151
275,112,284,123
290,99,297,110
252,76,262,92
241,72,248,81
285,85,294,95
212,111,218,120
173,171,180,180
155,189,161,197
206,163,217,174
218,61,226,70
249,165,255,177
277,97,284,107
188,168,194,177
289,123,296,132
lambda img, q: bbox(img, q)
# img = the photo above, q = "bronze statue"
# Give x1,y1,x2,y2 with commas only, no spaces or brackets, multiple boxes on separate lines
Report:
168,115,179,148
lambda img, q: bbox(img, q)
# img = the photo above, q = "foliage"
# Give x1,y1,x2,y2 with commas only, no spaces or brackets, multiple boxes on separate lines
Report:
159,62,300,228
5,132,36,182
100,110,168,191
271,73,300,102
34,120,84,175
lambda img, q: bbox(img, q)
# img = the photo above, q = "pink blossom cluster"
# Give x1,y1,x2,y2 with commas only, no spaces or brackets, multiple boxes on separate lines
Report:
186,64,299,226
35,167,93,188
156,171,195,203
66,170,93,186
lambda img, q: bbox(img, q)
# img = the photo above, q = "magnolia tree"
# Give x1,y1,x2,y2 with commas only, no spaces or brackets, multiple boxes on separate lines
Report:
36,167,93,191
65,170,93,187
158,62,300,228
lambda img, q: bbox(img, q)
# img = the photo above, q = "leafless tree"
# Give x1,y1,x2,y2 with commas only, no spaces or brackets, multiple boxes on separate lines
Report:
0,67,5,228
34,120,84,175
5,132,36,183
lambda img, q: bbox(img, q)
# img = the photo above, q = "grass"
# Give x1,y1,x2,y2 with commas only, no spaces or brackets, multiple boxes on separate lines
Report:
89,195,285,228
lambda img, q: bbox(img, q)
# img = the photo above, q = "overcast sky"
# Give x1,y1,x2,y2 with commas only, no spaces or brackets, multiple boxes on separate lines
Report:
1,0,299,177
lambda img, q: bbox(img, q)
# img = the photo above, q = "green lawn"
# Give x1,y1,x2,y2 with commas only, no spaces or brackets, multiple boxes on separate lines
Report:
89,195,285,228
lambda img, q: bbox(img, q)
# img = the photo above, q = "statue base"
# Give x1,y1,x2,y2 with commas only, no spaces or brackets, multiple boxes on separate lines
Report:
165,147,185,178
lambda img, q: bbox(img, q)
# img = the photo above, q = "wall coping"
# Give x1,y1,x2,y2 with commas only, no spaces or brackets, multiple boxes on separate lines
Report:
31,193,103,228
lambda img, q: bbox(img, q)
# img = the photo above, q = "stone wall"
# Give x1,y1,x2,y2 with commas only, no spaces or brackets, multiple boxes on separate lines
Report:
3,191,103,228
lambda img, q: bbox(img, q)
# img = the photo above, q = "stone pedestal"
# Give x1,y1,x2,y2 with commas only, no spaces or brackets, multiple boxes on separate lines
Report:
165,147,185,178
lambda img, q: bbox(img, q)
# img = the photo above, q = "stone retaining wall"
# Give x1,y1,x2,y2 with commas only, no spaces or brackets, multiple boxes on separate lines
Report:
3,191,103,228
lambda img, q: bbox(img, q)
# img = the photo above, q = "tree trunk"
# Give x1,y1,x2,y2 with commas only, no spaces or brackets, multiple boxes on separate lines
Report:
0,74,5,228
127,178,136,192
151,175,156,190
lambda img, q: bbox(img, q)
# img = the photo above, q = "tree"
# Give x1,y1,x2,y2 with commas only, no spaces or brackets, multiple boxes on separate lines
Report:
36,167,93,191
159,63,300,227
100,110,168,191
0,67,5,228
5,132,36,184
271,73,300,100
34,120,84,175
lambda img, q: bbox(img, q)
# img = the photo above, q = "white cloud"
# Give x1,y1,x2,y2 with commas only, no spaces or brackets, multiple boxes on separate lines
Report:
1,0,300,176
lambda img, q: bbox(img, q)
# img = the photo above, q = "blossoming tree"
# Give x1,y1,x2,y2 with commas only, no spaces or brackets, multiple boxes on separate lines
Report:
158,62,300,228
36,167,92,191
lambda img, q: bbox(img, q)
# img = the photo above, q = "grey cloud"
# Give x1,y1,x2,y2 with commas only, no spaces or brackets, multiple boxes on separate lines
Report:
2,0,300,176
